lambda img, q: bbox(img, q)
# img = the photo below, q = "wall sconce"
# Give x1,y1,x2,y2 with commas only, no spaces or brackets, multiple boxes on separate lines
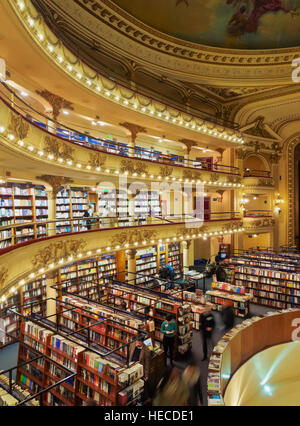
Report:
274,194,284,214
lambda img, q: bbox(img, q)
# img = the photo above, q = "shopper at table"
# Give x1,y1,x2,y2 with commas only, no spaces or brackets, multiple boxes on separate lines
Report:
161,315,177,366
200,305,215,361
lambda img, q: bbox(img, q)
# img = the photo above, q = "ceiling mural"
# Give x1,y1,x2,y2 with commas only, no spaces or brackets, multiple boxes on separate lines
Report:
111,0,300,49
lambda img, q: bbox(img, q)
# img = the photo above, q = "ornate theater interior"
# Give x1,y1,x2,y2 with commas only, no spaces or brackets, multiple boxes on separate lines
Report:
0,0,300,408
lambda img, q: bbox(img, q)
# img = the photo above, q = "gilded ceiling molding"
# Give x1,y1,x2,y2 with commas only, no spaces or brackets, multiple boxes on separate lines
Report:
32,240,87,270
9,0,245,142
36,89,73,120
8,112,30,140
44,135,74,162
71,0,300,72
36,175,73,198
0,266,8,292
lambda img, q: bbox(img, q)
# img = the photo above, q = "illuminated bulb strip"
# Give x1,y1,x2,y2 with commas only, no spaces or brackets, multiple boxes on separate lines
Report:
18,4,246,145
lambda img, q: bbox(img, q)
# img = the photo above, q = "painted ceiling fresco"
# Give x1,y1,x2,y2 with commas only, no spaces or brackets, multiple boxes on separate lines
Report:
111,0,300,49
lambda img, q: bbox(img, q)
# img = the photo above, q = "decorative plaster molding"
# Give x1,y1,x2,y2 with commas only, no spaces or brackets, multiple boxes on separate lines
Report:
32,239,87,269
8,112,30,140
110,229,157,247
44,135,74,162
0,266,8,291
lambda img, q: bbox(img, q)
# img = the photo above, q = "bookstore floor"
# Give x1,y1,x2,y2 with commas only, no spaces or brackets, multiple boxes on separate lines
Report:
0,302,273,406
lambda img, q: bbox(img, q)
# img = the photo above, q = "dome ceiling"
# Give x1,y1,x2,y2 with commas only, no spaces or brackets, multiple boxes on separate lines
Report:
111,0,300,49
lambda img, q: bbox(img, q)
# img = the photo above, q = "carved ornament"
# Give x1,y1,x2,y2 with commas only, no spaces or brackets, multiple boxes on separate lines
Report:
32,240,87,270
0,266,8,291
110,229,157,247
44,135,74,161
8,112,30,140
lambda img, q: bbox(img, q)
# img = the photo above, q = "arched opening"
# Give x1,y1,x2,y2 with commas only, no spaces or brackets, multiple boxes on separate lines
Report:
244,154,270,177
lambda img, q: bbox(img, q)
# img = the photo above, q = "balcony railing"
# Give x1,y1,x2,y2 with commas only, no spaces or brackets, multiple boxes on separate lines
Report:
0,213,241,254
0,82,240,176
243,210,273,218
243,169,272,178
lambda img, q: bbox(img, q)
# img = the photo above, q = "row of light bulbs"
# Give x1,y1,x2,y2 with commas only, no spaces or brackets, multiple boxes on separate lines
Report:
16,0,246,145
1,226,244,302
1,125,246,187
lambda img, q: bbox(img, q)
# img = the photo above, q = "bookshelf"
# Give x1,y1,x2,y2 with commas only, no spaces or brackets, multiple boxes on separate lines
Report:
0,372,40,406
135,248,158,287
157,244,167,269
17,319,146,406
0,293,21,344
178,290,215,331
167,243,182,279
71,188,89,232
22,276,47,317
56,188,71,234
206,282,252,317
0,182,49,248
103,282,193,355
234,264,300,309
57,254,117,299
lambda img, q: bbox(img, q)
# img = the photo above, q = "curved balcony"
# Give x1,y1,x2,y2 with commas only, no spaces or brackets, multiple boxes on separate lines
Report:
8,0,245,144
242,169,274,192
243,211,275,233
207,310,300,406
0,84,242,186
0,214,243,295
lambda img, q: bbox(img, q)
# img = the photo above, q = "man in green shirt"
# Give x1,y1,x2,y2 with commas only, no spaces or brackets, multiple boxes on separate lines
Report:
161,315,177,366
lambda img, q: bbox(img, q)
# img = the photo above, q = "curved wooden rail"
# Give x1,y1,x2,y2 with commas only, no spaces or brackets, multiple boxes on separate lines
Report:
208,309,300,406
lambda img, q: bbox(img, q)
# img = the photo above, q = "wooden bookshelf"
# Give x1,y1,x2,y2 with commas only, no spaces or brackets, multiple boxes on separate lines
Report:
225,253,300,309
16,319,145,406
167,243,182,279
0,182,49,248
206,282,252,318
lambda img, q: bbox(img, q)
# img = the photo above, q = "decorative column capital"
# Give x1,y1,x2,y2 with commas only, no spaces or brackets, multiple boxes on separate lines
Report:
178,139,197,155
119,122,147,143
37,175,73,199
36,90,73,121
128,248,137,259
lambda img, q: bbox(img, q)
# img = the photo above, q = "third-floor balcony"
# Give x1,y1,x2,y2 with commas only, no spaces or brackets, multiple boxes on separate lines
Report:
242,169,274,191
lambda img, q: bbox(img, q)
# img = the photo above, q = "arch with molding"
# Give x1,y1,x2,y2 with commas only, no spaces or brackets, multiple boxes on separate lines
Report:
244,153,271,172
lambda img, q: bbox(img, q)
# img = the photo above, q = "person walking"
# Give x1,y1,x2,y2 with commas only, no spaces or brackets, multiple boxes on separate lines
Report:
200,305,215,361
161,314,177,366
182,360,203,406
221,300,235,332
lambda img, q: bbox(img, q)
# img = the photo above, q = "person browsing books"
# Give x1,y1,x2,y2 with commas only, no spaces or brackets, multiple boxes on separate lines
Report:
128,337,150,380
161,315,177,366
